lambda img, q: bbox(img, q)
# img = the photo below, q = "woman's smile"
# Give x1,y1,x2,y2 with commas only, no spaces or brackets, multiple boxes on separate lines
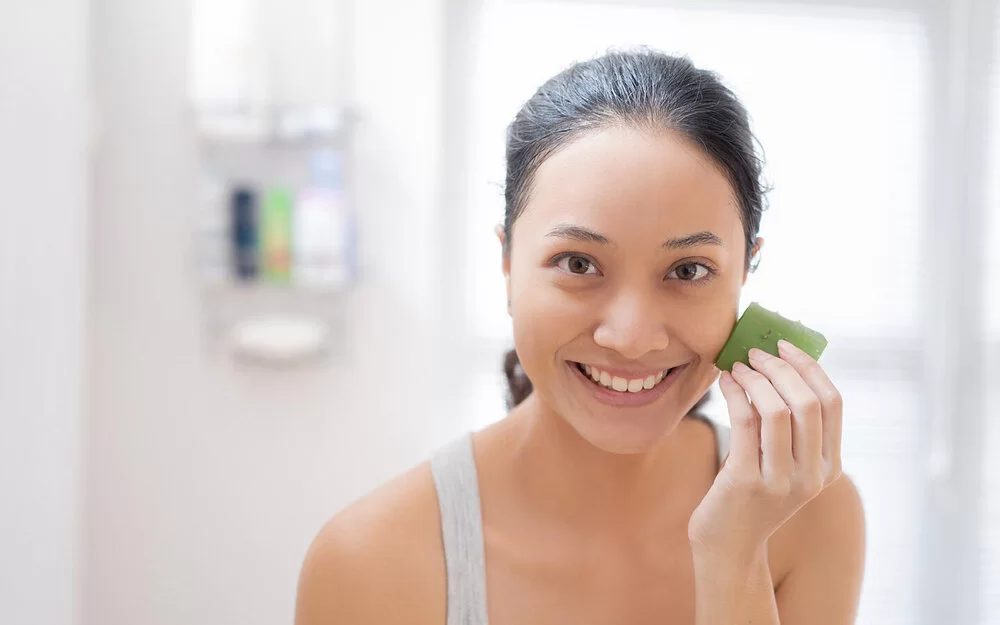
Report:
567,359,689,408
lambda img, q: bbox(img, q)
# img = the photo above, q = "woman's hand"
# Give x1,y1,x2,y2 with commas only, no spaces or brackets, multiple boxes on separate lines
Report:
688,339,844,569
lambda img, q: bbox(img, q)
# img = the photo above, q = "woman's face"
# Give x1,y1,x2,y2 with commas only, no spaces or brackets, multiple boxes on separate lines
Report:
502,125,760,454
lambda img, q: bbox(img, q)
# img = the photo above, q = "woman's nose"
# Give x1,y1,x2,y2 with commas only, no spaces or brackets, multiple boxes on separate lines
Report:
592,291,671,361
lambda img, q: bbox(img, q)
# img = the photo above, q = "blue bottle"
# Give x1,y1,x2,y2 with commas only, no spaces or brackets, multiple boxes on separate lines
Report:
231,185,259,281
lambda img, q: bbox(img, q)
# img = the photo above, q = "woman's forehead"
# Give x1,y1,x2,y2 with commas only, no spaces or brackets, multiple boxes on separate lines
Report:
517,126,743,245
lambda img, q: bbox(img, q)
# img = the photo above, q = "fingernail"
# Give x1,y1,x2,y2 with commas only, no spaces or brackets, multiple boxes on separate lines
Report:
748,348,768,362
777,339,793,355
733,361,750,374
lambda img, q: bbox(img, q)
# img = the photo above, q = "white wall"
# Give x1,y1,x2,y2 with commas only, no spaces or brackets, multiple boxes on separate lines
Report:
86,1,451,624
0,2,90,625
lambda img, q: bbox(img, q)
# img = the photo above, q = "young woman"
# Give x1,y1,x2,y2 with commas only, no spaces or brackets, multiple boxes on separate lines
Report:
295,49,866,625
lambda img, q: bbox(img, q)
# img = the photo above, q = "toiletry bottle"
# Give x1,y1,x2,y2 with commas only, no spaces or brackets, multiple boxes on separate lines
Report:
293,149,348,289
261,186,293,284
231,185,259,281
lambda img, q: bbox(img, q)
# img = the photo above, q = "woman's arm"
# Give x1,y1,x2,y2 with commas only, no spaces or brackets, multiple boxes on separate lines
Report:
688,339,864,624
692,543,781,625
691,474,866,625
295,517,383,625
774,474,866,624
295,466,446,625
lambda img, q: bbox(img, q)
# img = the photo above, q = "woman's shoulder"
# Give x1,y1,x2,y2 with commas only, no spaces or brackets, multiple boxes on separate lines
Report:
768,473,866,590
294,458,447,625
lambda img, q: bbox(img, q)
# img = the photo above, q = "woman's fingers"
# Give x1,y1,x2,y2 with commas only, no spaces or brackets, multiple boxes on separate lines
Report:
717,371,760,476
777,340,844,480
747,347,823,473
731,361,793,485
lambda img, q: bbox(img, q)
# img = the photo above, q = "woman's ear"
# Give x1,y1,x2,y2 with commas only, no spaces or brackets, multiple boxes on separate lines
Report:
496,224,512,315
743,237,764,286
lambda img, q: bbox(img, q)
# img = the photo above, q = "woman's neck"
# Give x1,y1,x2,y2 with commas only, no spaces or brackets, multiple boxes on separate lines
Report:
499,394,704,539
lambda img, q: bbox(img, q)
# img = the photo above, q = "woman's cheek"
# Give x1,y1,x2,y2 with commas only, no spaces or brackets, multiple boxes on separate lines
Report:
511,277,592,381
689,302,740,369
692,304,734,350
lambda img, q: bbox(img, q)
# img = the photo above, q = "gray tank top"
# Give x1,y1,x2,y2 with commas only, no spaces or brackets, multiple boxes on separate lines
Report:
429,415,731,625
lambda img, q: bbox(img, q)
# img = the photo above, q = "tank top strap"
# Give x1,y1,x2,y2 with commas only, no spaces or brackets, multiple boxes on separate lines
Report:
430,433,490,625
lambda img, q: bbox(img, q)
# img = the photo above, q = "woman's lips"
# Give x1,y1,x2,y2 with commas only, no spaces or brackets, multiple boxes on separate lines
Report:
568,361,687,407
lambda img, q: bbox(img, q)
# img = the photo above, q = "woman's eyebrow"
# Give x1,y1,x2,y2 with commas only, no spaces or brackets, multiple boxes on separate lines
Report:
663,231,725,250
545,224,724,249
545,224,613,245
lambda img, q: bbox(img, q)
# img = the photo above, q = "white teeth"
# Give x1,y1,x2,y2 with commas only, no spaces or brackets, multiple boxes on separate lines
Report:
578,363,677,393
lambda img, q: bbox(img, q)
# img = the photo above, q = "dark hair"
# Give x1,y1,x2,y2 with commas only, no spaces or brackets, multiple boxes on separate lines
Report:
501,48,768,413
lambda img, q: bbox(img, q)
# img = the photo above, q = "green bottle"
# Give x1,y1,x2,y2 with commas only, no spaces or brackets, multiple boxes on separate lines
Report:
261,186,293,284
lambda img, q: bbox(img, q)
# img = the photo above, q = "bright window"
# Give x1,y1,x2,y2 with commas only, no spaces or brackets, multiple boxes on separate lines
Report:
466,2,926,344
459,2,995,624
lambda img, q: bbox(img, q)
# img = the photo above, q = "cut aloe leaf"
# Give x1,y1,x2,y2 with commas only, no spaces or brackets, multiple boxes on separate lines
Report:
715,302,828,373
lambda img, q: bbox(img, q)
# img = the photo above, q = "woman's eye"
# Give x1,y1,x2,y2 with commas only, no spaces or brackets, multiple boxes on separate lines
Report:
556,255,599,275
668,262,713,282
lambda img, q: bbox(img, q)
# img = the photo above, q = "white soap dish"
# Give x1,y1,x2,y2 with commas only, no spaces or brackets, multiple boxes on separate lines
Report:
227,314,329,363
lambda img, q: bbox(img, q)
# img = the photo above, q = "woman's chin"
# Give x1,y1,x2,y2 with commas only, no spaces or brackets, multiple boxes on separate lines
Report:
566,410,680,455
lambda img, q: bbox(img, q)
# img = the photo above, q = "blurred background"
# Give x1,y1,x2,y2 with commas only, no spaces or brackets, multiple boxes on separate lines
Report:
0,0,997,624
